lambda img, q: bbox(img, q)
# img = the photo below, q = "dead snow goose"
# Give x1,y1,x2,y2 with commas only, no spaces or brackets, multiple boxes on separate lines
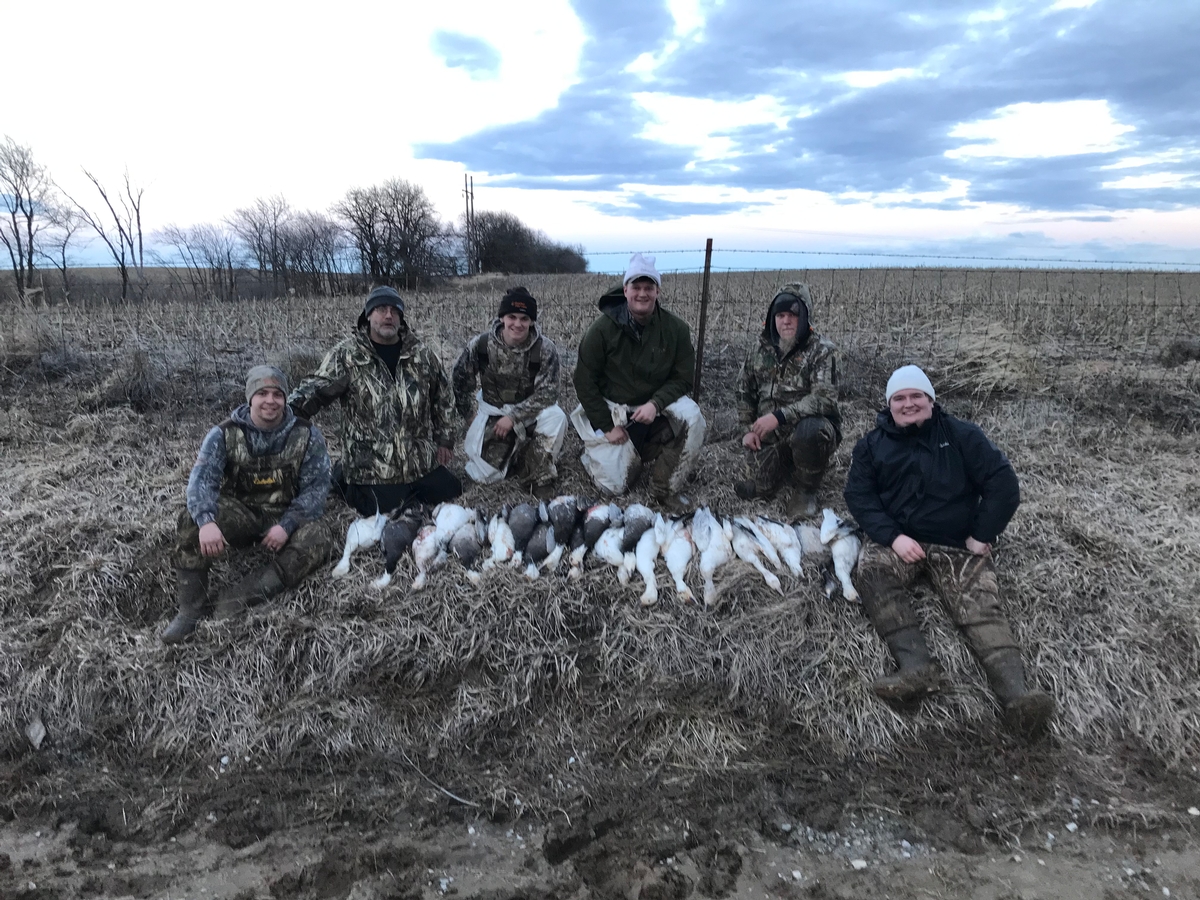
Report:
730,519,784,595
331,512,387,579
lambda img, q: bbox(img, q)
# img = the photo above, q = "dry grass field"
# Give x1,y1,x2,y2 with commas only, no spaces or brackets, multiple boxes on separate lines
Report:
1,269,1199,899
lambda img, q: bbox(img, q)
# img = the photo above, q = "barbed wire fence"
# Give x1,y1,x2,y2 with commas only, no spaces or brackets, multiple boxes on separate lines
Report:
3,245,1199,440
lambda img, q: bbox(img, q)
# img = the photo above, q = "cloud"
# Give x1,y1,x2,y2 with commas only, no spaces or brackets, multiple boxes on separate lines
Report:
430,30,502,79
946,100,1134,159
416,0,1200,215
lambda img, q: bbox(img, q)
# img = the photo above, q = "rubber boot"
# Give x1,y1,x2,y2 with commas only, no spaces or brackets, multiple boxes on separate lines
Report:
871,626,943,702
784,488,818,520
214,564,285,620
161,568,210,644
983,648,1055,739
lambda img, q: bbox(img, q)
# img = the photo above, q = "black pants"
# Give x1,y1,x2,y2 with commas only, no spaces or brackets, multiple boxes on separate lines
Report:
334,464,462,516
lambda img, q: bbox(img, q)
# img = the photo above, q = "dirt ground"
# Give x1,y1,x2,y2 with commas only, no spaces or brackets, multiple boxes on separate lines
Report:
4,739,1199,900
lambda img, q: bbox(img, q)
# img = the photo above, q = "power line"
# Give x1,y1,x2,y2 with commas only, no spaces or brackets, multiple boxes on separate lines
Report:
585,247,1200,267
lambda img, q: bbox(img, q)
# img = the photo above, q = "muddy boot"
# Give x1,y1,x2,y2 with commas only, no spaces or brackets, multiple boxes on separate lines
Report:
161,568,210,644
984,648,1055,739
655,492,694,515
214,564,285,620
871,626,943,702
531,482,557,502
784,488,818,520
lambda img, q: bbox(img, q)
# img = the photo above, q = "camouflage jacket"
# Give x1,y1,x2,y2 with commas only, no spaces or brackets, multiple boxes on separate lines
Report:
186,404,331,535
736,300,840,437
289,326,457,485
451,320,561,426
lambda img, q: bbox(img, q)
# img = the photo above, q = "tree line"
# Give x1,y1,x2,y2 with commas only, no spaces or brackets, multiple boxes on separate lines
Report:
1,136,588,303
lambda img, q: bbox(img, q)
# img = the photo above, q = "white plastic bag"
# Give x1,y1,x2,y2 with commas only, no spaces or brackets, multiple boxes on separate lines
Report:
662,395,707,492
464,391,568,485
570,401,639,494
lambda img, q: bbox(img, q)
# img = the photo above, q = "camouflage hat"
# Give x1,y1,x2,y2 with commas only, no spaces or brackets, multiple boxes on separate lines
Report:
245,365,288,402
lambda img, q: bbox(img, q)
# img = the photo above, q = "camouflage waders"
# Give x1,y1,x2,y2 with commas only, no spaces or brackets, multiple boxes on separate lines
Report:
744,415,839,500
626,414,690,500
480,419,558,494
856,541,1053,737
172,498,332,627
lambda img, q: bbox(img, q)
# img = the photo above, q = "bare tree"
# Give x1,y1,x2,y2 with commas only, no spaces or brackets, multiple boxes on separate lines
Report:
0,136,56,299
228,195,291,296
334,179,454,287
155,222,240,300
467,209,588,274
38,202,86,300
280,210,348,295
66,168,146,300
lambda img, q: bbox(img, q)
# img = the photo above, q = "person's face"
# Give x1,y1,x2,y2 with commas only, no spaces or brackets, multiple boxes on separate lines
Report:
889,388,934,427
368,304,402,344
624,277,659,324
774,310,799,341
500,312,532,347
249,386,286,429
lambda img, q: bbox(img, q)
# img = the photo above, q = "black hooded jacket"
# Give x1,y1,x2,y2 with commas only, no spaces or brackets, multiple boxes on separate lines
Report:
843,404,1020,549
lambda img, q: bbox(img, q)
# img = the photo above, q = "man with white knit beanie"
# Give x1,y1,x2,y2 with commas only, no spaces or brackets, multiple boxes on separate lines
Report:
843,365,1054,740
572,253,706,511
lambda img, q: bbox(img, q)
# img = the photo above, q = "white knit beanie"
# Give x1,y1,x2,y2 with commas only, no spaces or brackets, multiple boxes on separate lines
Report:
623,252,661,286
885,365,936,403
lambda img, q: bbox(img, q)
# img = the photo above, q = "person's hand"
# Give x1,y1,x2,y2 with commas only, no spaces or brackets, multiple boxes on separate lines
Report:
493,415,514,438
437,446,453,466
606,425,629,444
891,534,926,564
965,537,992,556
630,401,658,424
261,524,290,552
750,413,780,439
742,431,762,451
199,522,226,557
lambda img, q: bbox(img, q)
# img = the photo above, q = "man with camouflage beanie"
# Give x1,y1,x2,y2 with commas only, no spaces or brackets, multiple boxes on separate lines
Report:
290,286,461,516
163,365,333,644
452,286,567,500
735,282,841,518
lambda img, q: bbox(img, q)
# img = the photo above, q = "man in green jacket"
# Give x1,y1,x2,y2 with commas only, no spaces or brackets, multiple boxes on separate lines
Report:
572,253,706,511
735,282,841,518
290,286,461,516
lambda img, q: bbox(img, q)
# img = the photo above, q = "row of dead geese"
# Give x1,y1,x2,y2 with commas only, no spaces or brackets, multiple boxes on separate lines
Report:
331,496,863,608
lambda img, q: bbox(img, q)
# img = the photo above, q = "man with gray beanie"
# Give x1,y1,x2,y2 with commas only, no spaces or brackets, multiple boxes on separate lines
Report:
735,282,841,518
572,253,706,511
163,365,333,643
843,365,1054,739
290,285,461,516
452,286,567,499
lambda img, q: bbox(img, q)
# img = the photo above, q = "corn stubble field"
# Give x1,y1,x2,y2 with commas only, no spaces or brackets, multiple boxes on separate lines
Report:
1,268,1199,898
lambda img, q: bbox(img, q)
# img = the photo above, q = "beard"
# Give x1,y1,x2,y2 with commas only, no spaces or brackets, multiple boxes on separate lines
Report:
777,333,798,356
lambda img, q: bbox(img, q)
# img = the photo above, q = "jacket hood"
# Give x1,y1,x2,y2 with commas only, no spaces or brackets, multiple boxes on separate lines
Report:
230,401,297,436
761,282,813,356
598,284,655,334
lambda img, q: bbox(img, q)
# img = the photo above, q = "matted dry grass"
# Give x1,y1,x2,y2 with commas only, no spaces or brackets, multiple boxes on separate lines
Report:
1,270,1198,817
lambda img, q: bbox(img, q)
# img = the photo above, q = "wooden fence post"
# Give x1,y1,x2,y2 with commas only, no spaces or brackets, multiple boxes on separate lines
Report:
694,238,713,401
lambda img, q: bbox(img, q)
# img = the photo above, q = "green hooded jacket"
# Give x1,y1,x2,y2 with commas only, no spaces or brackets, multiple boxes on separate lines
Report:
573,285,695,433
290,325,457,485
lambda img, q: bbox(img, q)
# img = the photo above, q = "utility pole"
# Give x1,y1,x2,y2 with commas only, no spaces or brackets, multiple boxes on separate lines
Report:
462,174,476,275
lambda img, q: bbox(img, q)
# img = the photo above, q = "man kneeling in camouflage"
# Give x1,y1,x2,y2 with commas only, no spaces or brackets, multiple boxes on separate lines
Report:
162,366,332,644
452,286,566,500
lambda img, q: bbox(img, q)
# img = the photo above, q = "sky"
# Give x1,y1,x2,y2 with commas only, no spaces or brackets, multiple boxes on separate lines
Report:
5,0,1200,271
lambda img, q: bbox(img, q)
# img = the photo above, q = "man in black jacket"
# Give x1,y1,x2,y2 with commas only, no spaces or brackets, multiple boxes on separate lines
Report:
844,365,1054,738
